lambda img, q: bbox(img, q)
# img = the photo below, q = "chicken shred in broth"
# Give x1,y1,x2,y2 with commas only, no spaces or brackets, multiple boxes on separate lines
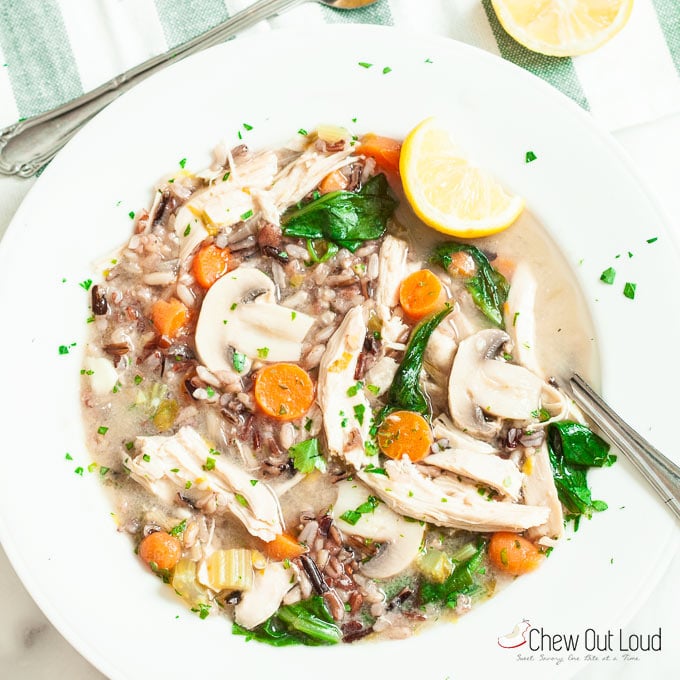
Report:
81,127,611,646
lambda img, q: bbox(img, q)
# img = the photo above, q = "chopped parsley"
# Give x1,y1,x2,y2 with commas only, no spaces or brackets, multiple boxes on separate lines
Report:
169,519,187,536
525,150,537,163
240,209,254,221
86,315,95,323
204,457,216,471
646,236,658,244
623,282,636,299
235,493,249,507
232,351,246,372
99,466,110,476
297,128,308,136
366,384,380,395
600,267,616,284
142,454,151,462
250,479,259,486
183,224,191,237
289,437,326,474
530,407,551,422
347,381,364,397
513,311,520,326
97,426,109,435
257,347,270,359
179,157,187,169
353,404,366,425
291,311,297,320
79,278,93,291
358,62,373,69
243,123,253,131
222,171,231,182
65,452,73,460
58,345,71,355
304,418,313,432
205,386,215,398
80,369,94,376
230,302,238,311
364,440,379,456
340,496,380,526
74,467,84,476
191,603,211,619
125,441,134,451
134,375,143,385
364,463,387,475
382,66,392,74
185,480,192,489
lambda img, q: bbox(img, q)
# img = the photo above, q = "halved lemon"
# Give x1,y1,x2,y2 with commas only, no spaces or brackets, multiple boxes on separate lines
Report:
400,117,524,238
491,0,633,57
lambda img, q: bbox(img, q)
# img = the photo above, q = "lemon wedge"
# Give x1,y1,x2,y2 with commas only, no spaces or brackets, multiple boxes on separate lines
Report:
491,0,633,57
400,117,524,238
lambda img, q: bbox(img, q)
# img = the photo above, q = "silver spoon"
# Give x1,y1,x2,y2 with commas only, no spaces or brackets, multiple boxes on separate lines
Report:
570,374,680,521
0,0,379,177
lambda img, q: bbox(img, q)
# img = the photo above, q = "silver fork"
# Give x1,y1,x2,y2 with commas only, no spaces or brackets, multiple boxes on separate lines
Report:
570,374,680,521
0,0,379,177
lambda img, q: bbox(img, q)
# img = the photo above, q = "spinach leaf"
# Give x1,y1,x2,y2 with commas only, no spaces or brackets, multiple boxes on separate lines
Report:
232,596,341,646
288,438,326,475
419,541,487,608
548,421,616,467
430,242,509,327
377,305,452,426
547,421,614,518
282,174,397,252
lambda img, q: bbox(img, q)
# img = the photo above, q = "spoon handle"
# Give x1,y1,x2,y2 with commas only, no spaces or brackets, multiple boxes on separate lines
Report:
0,0,305,177
570,374,680,522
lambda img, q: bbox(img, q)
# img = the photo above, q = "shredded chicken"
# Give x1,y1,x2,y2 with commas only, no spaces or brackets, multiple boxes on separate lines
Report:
422,450,524,501
522,442,564,540
126,426,283,541
317,307,373,470
360,458,550,533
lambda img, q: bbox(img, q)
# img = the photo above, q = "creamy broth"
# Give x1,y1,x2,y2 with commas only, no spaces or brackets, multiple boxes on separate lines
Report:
81,129,608,646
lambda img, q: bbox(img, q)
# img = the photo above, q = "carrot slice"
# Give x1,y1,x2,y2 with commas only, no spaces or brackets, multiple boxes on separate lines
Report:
377,410,433,462
488,532,544,576
265,533,308,561
399,269,445,320
319,169,349,194
138,531,182,571
192,243,232,289
490,256,516,280
357,133,402,174
151,298,189,338
447,250,476,278
254,363,315,421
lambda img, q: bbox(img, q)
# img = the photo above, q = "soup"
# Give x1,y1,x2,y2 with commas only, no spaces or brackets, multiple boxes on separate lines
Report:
80,125,611,646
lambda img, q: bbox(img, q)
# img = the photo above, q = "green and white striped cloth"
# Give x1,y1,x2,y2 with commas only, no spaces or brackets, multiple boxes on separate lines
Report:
0,0,679,132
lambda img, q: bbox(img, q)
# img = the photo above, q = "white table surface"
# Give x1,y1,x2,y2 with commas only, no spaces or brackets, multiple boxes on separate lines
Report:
0,113,678,679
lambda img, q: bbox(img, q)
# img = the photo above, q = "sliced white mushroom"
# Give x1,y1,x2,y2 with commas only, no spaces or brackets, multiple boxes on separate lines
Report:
126,426,283,541
318,307,373,470
422,450,523,501
234,561,296,629
194,267,314,372
470,360,544,420
448,329,509,440
333,480,424,579
522,442,564,541
82,356,118,396
504,261,543,376
360,458,550,533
